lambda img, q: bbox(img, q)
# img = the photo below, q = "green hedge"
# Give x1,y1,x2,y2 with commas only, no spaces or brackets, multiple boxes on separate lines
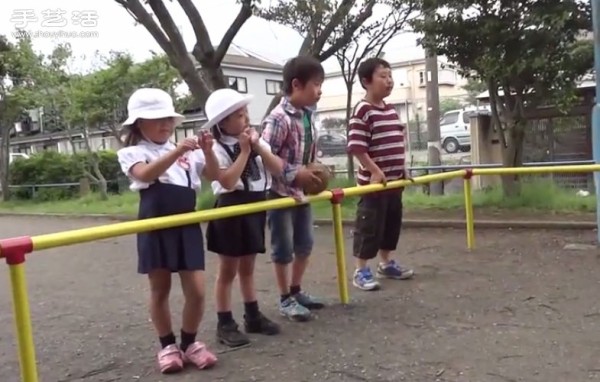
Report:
9,151,122,201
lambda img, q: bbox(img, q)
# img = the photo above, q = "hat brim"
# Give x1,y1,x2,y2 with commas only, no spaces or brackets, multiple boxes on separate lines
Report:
122,110,186,127
199,94,254,130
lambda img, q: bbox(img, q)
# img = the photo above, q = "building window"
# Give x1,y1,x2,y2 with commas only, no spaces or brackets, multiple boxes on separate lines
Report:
225,76,247,93
418,71,426,86
266,79,283,95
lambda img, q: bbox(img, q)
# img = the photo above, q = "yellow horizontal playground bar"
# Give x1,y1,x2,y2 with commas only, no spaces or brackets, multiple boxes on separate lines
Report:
2,163,600,382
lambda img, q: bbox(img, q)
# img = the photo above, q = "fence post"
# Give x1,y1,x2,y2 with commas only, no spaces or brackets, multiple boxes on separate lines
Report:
463,169,475,250
1,237,39,382
330,188,350,304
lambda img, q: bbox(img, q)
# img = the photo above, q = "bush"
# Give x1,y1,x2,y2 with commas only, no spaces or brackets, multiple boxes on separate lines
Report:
9,150,121,200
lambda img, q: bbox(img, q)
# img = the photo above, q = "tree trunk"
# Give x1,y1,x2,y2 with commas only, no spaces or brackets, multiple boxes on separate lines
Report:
501,120,526,197
344,85,355,181
91,156,108,200
264,93,283,119
0,127,10,201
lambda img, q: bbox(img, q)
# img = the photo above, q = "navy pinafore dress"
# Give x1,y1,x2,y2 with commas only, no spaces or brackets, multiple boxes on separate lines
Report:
206,143,267,257
136,168,205,274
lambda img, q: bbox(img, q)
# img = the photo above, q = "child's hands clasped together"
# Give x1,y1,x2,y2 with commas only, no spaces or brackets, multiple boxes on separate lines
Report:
176,137,200,154
197,130,214,153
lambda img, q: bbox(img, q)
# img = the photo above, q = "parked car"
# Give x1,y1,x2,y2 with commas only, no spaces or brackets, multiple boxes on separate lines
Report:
316,133,347,157
440,109,473,154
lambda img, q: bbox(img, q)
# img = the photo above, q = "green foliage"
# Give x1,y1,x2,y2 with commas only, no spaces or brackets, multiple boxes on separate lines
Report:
462,78,487,104
9,151,121,201
439,98,462,114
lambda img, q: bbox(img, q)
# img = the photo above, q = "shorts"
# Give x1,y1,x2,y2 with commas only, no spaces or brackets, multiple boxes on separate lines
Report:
267,191,314,265
352,191,403,260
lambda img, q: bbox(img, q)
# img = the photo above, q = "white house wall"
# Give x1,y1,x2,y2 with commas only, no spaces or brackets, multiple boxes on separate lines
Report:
223,67,282,125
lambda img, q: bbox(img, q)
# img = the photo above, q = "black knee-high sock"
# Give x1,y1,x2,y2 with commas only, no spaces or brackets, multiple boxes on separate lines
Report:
244,301,260,319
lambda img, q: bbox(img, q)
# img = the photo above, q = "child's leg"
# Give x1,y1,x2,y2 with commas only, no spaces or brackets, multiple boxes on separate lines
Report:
376,193,414,280
238,254,280,335
351,196,384,291
268,208,310,321
148,269,184,374
289,204,323,309
178,269,217,369
215,255,250,347
148,269,174,344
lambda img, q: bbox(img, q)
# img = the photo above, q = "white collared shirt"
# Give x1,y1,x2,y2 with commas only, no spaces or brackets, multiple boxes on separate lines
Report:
211,136,272,195
117,140,206,191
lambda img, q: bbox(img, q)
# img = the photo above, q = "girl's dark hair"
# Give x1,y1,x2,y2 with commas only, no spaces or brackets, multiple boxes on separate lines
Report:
123,121,143,146
211,124,223,142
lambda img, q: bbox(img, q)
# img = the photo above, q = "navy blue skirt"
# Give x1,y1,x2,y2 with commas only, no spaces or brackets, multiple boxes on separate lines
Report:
136,182,205,274
206,191,266,257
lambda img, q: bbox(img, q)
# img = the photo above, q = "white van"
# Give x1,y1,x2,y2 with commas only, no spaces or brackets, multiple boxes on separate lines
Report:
439,106,489,153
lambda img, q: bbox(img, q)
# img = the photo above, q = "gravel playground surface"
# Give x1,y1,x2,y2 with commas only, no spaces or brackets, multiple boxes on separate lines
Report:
1,216,600,382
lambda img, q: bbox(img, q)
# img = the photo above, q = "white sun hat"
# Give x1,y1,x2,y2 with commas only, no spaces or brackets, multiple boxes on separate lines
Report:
122,88,185,126
200,88,254,130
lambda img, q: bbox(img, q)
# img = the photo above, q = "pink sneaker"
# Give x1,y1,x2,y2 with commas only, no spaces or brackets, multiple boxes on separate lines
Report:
181,341,217,369
157,344,184,374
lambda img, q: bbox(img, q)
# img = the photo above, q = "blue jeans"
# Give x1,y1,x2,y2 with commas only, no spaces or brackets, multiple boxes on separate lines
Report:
267,196,314,265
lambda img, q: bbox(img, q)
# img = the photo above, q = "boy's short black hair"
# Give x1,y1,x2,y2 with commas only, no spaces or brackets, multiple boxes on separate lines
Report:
358,57,391,89
282,56,325,95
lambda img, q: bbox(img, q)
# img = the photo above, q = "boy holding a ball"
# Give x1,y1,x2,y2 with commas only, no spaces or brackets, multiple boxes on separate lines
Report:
261,56,326,322
347,57,415,291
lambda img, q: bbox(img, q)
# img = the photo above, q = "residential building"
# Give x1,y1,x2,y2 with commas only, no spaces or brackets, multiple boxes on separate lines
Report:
9,45,284,155
317,57,469,125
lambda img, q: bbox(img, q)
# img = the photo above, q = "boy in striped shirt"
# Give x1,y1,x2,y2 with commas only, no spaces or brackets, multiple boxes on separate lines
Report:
347,57,415,291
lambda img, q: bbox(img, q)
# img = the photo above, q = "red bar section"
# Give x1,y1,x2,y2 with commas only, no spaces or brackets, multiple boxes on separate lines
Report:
0,237,34,265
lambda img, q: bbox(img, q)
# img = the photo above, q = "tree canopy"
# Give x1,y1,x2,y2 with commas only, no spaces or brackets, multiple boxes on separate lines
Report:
413,0,593,194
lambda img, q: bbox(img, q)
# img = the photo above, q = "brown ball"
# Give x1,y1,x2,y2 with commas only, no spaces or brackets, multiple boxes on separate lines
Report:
303,163,333,195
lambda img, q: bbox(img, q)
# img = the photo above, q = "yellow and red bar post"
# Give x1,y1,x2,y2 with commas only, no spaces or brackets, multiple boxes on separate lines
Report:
463,169,475,250
330,188,350,304
1,237,39,382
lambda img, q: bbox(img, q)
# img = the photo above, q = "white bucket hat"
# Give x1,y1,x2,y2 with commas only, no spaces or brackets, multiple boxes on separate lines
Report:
200,88,254,130
122,88,185,126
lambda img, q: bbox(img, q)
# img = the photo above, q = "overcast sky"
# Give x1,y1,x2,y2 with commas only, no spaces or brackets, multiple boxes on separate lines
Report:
0,0,425,73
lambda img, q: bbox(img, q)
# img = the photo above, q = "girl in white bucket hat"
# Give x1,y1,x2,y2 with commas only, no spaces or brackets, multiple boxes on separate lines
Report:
202,88,284,347
117,88,218,374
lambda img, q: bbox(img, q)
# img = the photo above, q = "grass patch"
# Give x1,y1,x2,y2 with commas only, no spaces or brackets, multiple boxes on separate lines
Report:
0,178,594,219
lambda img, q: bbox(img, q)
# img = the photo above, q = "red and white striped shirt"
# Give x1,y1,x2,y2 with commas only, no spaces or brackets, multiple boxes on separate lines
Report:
347,101,406,186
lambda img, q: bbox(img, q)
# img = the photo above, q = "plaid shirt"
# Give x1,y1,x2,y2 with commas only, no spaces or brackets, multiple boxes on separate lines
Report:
261,97,318,199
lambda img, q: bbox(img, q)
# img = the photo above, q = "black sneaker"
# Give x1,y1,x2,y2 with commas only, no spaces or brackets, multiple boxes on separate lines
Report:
216,321,250,347
244,312,281,335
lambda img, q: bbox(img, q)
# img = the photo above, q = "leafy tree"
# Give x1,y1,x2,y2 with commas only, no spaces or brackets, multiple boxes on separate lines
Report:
115,0,258,107
259,0,395,114
0,35,42,200
439,98,462,114
414,0,593,195
462,77,486,105
320,117,346,131
334,0,415,179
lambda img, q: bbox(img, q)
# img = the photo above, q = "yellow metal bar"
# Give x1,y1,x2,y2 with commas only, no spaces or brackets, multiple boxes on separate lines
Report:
472,164,600,176
331,202,350,304
26,170,468,253
8,263,39,382
463,177,475,250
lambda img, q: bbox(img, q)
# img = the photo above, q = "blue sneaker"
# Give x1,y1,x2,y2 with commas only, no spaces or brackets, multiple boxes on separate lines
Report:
293,291,325,310
279,296,311,322
376,260,414,280
352,267,380,291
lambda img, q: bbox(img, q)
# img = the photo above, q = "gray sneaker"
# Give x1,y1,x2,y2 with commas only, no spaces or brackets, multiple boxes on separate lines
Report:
279,296,311,322
293,291,325,310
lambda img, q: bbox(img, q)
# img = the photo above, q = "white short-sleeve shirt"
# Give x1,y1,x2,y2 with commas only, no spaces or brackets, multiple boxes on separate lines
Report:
211,136,272,195
117,140,206,191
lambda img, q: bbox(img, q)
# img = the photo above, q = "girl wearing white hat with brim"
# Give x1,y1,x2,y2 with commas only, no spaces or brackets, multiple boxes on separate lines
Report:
117,88,219,374
202,88,284,348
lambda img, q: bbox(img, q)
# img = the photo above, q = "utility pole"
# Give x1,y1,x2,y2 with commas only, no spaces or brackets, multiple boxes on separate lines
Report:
591,0,600,243
424,9,443,195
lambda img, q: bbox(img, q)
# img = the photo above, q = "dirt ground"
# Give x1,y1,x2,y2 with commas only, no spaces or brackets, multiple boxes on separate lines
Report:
1,216,600,382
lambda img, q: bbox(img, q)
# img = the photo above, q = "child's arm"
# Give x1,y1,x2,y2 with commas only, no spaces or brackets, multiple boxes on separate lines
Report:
253,138,284,176
261,115,298,184
121,138,196,183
